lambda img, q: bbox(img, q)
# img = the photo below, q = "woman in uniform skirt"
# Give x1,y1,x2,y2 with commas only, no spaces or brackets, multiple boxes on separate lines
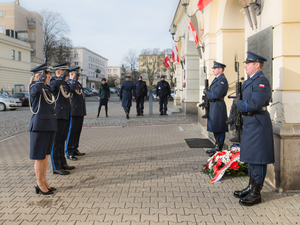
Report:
29,63,57,195
97,78,110,118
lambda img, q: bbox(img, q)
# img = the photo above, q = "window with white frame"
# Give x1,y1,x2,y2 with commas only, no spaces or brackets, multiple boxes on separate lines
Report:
18,51,21,61
11,50,15,60
74,62,78,66
74,53,78,58
143,75,146,79
0,25,5,34
0,10,4,17
157,75,160,79
143,69,146,73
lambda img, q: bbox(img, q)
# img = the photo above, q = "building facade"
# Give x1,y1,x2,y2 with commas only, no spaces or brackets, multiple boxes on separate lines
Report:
70,47,108,89
139,53,175,88
170,0,300,192
0,33,32,94
0,1,43,65
107,66,125,87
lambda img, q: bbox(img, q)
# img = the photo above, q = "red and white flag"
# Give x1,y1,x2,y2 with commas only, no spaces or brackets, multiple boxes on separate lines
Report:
197,0,213,11
188,21,199,45
164,52,171,68
172,41,179,63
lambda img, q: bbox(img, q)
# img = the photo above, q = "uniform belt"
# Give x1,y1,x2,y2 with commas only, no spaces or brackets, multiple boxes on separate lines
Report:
123,91,131,92
242,106,268,116
209,97,224,102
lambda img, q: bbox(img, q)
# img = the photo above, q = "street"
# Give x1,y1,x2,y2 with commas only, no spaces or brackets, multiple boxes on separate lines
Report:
0,95,299,225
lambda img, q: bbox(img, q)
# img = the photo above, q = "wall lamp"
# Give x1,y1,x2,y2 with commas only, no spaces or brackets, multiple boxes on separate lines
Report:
169,23,185,42
241,0,264,30
197,42,205,59
181,0,199,17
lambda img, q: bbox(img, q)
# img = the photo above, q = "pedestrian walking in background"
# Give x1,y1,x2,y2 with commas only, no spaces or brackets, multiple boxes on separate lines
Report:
134,76,147,116
156,75,171,115
205,61,229,156
50,62,75,176
29,63,57,195
232,51,274,206
119,75,135,119
97,78,110,118
66,67,86,161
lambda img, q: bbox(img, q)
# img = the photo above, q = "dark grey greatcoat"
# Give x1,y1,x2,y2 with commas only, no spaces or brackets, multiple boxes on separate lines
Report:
237,70,274,164
119,80,135,107
206,73,229,133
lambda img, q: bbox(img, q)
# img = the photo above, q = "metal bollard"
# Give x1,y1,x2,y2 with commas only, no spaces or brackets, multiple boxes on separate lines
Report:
149,87,153,115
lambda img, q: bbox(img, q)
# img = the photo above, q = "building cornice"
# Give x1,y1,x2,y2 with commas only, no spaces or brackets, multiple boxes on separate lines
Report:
72,47,108,60
0,34,32,50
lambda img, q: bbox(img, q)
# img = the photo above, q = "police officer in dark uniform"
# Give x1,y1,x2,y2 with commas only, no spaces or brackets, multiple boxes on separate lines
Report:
66,67,86,160
156,75,171,115
29,63,57,195
134,76,147,116
50,62,75,175
233,51,274,206
205,61,229,156
119,75,135,119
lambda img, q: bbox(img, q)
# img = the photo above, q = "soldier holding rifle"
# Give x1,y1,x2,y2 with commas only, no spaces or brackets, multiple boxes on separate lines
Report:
231,51,274,206
199,61,229,156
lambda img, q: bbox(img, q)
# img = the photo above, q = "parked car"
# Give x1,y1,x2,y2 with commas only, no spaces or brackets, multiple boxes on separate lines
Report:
109,87,118,93
169,90,175,101
151,90,157,100
11,92,30,106
0,94,22,111
0,91,10,98
83,88,95,96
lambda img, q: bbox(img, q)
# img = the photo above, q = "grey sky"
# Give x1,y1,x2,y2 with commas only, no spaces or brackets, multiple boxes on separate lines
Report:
1,0,179,66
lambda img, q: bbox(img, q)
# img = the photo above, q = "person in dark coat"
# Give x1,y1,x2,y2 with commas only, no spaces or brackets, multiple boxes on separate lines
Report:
205,61,229,156
65,67,86,160
50,62,75,176
97,78,110,118
29,63,57,195
119,75,135,119
156,75,171,115
232,51,274,206
134,76,147,116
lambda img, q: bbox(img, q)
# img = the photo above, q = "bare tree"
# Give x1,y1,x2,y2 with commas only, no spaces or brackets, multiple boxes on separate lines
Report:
123,49,139,82
52,37,74,65
139,48,164,87
41,9,71,63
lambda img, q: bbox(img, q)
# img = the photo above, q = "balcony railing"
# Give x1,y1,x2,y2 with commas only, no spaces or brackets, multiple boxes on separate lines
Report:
27,20,36,28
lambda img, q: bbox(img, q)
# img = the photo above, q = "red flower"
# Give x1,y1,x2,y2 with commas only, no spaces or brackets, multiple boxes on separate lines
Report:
230,161,239,169
216,158,222,167
216,151,226,156
213,165,219,173
205,162,209,169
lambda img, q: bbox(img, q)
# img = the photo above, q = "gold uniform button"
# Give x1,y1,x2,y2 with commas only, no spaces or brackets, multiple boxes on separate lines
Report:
54,114,56,116
61,107,63,109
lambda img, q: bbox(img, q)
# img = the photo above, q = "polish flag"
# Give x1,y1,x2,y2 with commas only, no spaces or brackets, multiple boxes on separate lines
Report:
164,53,171,68
197,0,213,11
188,21,199,45
172,42,180,63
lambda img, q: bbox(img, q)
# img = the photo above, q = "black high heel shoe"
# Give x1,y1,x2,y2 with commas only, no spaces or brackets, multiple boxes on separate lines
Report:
35,185,53,195
48,187,57,191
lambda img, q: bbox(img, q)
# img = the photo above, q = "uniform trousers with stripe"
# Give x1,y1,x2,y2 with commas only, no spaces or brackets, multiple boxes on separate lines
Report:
248,164,267,184
66,116,84,157
51,119,69,170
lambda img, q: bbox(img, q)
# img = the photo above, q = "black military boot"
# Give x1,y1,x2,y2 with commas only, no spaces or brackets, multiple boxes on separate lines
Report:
239,180,263,206
234,177,254,198
206,142,222,155
209,143,223,157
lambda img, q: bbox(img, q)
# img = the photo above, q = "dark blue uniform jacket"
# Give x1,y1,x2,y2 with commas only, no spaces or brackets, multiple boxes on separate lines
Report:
134,80,147,98
68,78,86,117
237,70,274,164
156,80,171,97
206,73,229,133
29,79,57,132
119,80,135,107
50,74,71,120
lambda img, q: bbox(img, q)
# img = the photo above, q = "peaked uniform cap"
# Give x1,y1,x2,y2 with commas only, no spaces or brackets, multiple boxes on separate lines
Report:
212,61,226,69
30,62,48,74
244,51,267,63
161,75,165,78
53,62,69,70
69,66,81,72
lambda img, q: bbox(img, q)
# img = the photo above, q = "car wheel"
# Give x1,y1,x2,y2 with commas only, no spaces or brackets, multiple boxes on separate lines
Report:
0,103,6,111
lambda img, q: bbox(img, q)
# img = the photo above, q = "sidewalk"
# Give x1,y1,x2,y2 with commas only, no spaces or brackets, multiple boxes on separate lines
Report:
0,100,299,225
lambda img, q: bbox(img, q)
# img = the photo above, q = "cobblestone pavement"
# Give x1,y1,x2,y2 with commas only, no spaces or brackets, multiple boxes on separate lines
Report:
0,95,300,225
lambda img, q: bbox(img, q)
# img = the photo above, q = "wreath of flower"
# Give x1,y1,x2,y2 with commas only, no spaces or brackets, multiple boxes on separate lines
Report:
203,144,248,183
